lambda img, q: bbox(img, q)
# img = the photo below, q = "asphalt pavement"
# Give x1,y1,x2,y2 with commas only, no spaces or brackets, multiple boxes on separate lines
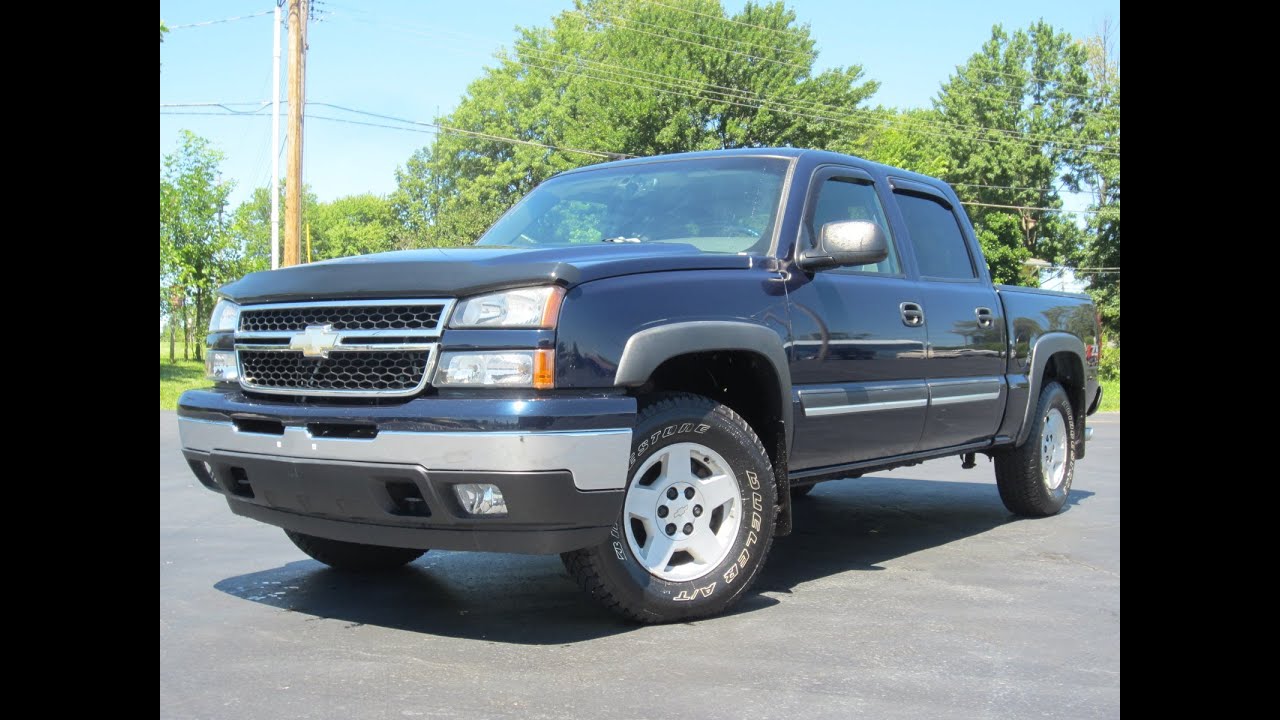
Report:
160,410,1120,719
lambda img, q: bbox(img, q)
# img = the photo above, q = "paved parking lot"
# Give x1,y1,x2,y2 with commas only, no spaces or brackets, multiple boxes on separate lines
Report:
160,411,1119,719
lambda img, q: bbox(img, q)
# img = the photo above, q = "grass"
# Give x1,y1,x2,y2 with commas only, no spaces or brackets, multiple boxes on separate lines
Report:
160,341,209,410
1098,378,1120,412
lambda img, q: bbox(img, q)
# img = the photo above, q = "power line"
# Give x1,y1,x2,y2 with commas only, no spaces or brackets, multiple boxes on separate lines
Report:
957,65,1112,101
162,104,631,160
325,9,1119,151
515,54,1119,156
517,45,1117,153
636,1,1117,112
960,201,1100,214
160,102,270,114
640,0,810,42
590,9,814,62
310,103,631,159
161,108,1115,220
564,10,811,71
166,10,274,30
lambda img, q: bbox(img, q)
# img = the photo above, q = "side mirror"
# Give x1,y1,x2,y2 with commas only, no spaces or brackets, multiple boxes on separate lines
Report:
796,220,889,271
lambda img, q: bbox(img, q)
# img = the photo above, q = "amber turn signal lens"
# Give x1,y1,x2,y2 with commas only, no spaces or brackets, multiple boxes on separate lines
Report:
533,348,555,389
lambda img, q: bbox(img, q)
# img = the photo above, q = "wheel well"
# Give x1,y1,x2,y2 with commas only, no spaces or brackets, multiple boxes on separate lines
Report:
635,351,789,530
1043,351,1086,433
638,351,783,463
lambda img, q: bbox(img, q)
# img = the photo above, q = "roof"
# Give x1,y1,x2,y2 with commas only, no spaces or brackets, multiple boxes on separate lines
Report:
556,147,949,190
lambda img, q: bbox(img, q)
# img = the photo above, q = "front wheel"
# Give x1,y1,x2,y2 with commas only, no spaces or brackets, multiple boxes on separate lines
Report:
994,381,1076,517
562,393,777,623
285,530,426,571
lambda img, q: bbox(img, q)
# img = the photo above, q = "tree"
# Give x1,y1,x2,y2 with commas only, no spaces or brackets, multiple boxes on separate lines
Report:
231,188,395,269
855,107,951,179
400,0,880,245
390,148,436,247
932,22,1098,285
231,185,317,273
1071,20,1120,339
160,131,237,362
309,194,398,260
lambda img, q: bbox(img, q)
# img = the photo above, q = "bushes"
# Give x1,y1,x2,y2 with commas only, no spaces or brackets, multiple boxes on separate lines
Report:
1099,344,1120,381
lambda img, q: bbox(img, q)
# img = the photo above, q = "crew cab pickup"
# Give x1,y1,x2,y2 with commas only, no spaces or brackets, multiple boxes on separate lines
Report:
178,148,1101,623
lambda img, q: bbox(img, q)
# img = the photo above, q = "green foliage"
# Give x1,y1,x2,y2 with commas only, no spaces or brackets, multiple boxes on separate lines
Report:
932,22,1100,284
1098,378,1119,412
309,194,399,259
160,343,206,410
1074,23,1120,338
231,187,398,270
855,108,951,178
160,131,237,361
1098,343,1120,381
161,20,168,43
399,0,880,245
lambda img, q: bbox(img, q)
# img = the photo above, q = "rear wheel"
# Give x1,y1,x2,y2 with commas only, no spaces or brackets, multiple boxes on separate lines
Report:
285,530,426,572
994,381,1076,517
562,393,777,623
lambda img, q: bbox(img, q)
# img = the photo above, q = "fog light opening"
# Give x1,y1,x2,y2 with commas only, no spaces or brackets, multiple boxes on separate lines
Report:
453,483,508,516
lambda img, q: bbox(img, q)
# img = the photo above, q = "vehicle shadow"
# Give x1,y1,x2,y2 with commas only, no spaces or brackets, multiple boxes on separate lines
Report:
214,477,1093,645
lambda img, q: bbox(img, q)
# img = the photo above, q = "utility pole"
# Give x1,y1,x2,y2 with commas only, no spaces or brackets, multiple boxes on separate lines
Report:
270,1,282,270
284,0,308,266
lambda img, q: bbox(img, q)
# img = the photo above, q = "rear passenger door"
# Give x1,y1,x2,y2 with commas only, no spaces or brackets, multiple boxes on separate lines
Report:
890,179,1007,450
787,167,928,469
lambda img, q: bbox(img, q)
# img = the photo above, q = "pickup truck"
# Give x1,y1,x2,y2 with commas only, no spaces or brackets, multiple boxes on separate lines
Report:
178,148,1101,623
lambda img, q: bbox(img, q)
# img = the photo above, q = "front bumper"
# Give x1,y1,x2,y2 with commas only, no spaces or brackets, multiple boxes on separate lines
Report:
177,388,635,554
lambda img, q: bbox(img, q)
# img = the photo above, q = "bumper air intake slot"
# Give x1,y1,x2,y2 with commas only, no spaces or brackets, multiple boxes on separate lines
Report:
231,417,285,435
384,480,431,517
227,466,255,498
307,422,378,439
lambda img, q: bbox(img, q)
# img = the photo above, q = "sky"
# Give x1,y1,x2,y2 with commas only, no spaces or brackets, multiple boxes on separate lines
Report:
160,0,1120,210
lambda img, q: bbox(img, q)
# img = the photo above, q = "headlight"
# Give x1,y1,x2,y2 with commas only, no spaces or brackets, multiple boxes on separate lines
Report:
451,287,564,328
433,349,555,389
209,299,240,333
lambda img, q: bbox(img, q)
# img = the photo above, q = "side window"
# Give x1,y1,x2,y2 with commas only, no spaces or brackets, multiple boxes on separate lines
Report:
894,193,977,280
808,177,900,274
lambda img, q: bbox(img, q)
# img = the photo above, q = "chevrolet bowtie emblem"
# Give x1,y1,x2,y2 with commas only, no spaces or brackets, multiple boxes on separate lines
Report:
290,323,340,358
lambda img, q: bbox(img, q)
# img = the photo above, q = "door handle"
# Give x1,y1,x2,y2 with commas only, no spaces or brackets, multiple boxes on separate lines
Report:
975,307,994,328
900,302,924,327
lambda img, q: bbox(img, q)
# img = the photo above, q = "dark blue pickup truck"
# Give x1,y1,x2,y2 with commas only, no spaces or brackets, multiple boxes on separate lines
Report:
179,148,1101,623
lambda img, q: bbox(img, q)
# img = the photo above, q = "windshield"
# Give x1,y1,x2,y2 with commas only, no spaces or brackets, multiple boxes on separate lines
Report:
476,156,790,254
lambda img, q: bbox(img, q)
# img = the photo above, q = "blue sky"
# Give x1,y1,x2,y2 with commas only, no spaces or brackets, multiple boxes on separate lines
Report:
160,0,1119,209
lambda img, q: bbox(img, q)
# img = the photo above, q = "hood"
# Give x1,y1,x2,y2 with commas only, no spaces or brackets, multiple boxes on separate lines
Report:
219,244,763,304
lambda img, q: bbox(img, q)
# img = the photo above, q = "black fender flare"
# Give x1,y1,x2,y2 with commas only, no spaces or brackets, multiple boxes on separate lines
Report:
1016,332,1086,446
614,321,795,536
613,321,792,450
614,321,792,448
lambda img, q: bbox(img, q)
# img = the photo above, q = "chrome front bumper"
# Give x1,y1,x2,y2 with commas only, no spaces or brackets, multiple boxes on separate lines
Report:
177,417,632,491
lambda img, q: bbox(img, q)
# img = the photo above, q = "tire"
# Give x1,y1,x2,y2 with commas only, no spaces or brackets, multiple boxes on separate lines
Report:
994,381,1076,517
790,484,815,499
561,393,777,623
285,530,426,572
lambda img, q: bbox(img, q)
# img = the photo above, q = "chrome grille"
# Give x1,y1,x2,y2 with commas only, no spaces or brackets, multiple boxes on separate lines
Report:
239,302,446,333
239,350,430,393
234,298,453,397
